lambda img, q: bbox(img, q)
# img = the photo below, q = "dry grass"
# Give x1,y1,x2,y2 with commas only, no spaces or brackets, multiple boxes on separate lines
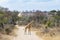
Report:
35,27,60,40
0,25,18,40
9,25,19,36
0,33,14,40
41,34,60,40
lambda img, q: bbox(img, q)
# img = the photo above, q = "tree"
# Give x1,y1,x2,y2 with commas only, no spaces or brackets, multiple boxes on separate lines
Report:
49,10,56,15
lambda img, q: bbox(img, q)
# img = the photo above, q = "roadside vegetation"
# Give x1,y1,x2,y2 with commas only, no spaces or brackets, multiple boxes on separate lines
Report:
0,6,60,40
0,6,19,35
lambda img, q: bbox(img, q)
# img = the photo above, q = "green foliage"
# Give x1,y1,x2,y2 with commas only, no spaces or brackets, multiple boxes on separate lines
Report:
50,10,56,13
49,10,56,15
57,10,60,16
0,6,19,35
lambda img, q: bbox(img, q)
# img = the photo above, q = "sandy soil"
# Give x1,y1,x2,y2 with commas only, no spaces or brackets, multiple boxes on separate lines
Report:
13,25,42,40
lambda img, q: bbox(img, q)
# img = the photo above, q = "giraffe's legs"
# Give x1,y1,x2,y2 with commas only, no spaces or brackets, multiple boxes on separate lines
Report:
24,27,27,35
28,28,31,35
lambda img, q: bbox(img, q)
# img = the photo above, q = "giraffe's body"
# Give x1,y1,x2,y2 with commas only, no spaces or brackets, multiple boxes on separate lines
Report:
24,21,34,35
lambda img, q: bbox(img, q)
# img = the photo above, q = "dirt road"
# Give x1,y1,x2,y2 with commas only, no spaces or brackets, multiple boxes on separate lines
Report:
13,25,42,40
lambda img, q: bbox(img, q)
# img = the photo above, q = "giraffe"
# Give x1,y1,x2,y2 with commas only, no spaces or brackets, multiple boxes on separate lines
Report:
24,20,34,35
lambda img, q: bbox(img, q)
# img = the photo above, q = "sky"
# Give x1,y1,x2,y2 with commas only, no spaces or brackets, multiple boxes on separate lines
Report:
0,0,60,11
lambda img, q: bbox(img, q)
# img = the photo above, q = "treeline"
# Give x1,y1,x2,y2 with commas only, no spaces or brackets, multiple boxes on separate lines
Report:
18,10,60,28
